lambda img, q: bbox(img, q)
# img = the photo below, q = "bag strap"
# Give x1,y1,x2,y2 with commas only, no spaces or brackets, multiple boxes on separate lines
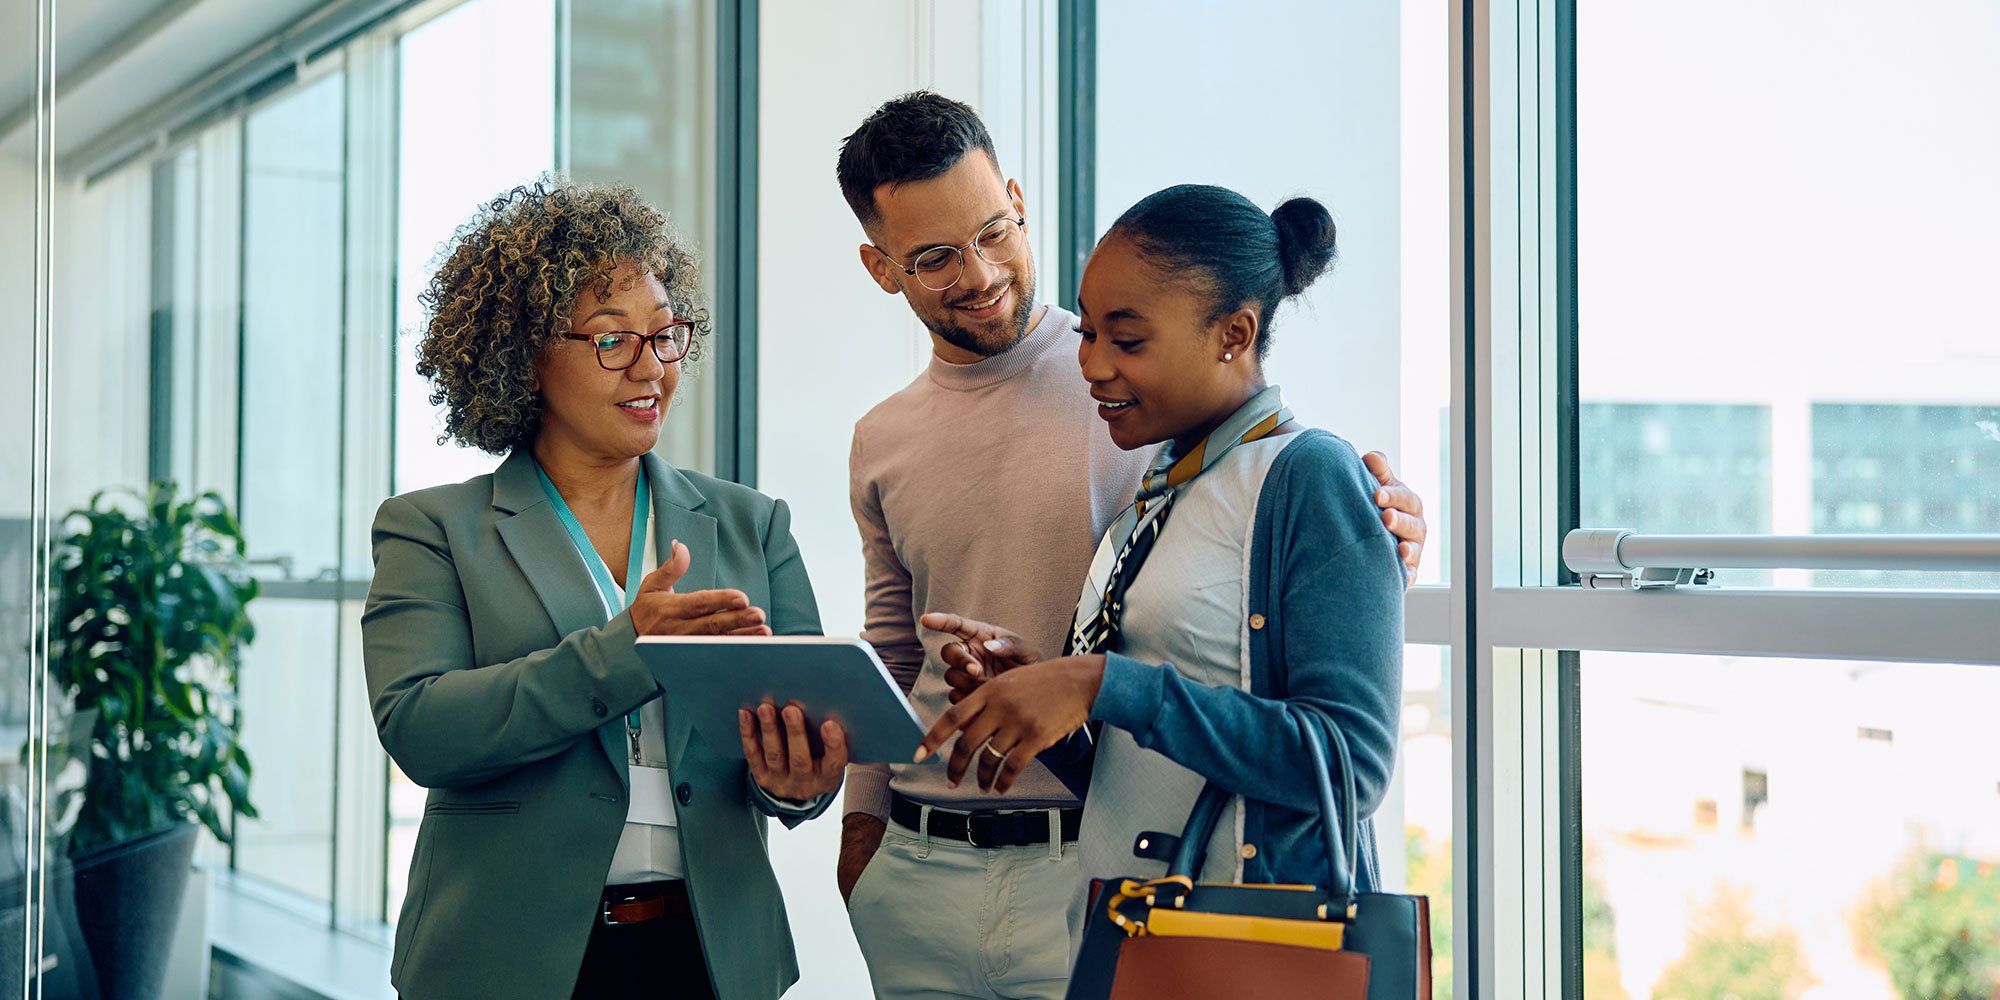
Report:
1161,701,1360,911
1295,701,1360,911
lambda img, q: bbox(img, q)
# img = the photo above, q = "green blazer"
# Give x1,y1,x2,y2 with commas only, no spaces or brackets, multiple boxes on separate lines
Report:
362,448,829,1000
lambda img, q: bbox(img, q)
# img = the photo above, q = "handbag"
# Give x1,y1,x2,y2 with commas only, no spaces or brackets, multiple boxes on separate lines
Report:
1065,703,1433,999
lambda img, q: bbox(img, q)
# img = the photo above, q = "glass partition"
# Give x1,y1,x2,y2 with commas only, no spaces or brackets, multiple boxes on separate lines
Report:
0,0,49,995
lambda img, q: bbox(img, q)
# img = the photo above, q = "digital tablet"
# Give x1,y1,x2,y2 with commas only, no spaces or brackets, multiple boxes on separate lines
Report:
635,635,925,764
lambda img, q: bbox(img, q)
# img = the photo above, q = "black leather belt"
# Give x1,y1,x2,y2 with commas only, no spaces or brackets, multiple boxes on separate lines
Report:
889,791,1082,847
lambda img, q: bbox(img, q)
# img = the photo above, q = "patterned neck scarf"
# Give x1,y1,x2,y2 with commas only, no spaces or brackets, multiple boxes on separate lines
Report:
1039,386,1292,796
1067,384,1293,656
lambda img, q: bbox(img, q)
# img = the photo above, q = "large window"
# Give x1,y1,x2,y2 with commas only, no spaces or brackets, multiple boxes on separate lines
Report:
1580,653,2000,1000
1479,0,2000,997
1577,1,2000,589
233,70,348,902
392,0,556,496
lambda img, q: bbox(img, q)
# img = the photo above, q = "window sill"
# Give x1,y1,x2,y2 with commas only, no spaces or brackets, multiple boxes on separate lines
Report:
207,871,394,1000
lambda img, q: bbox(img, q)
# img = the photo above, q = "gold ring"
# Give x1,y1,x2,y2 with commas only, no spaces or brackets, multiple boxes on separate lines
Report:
982,742,1009,760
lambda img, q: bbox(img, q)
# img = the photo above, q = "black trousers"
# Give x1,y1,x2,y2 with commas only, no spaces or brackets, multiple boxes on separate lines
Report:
570,882,715,1000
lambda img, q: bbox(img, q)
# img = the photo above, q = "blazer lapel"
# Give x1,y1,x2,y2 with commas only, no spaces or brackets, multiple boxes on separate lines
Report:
492,449,634,785
645,452,716,591
643,452,717,768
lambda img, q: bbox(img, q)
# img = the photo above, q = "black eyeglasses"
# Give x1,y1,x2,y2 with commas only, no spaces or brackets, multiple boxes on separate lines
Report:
561,321,696,371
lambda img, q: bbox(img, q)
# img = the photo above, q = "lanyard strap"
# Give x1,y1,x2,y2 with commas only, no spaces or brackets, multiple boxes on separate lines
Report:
534,460,650,732
534,462,649,616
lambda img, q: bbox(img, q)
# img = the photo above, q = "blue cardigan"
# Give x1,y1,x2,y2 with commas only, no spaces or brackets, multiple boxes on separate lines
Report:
1089,429,1405,892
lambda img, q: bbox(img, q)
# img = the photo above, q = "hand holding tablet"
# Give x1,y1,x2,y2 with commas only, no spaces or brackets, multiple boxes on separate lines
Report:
737,699,847,799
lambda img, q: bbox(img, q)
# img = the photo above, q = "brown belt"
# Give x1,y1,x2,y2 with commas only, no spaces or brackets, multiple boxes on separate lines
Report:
600,880,691,925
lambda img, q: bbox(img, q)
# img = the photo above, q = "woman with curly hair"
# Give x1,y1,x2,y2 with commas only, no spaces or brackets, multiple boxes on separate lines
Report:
362,179,844,1000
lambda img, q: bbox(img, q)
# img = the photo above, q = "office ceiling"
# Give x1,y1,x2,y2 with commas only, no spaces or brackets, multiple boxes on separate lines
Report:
0,0,332,163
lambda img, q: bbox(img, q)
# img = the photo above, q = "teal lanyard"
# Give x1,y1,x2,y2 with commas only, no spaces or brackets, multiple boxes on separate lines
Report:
535,460,649,731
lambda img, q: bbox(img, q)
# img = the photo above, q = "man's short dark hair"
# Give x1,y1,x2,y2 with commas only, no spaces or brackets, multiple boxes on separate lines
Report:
837,91,999,231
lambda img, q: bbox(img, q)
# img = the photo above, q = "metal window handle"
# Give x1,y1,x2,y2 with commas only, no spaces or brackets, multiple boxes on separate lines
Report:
1564,529,2000,590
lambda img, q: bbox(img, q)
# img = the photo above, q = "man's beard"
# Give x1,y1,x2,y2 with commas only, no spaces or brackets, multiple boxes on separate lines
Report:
921,271,1038,359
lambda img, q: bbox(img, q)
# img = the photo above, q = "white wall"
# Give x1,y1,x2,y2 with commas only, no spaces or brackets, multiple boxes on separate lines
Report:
1095,0,1406,465
0,153,38,520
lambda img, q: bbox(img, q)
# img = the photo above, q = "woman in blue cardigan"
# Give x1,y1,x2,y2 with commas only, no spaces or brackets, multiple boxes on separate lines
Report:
916,184,1405,892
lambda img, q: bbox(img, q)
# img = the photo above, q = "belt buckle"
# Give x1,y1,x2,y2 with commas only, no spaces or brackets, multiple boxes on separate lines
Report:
963,814,982,848
600,895,637,926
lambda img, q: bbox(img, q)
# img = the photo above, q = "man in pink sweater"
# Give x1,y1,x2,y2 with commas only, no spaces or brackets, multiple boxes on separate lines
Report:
833,91,1429,999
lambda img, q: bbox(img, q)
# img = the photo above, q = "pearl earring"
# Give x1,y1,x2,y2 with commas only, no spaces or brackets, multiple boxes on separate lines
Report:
1222,352,1234,362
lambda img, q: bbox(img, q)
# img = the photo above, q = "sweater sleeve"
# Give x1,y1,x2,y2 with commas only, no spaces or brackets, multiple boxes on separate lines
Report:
845,430,917,820
1089,433,1405,819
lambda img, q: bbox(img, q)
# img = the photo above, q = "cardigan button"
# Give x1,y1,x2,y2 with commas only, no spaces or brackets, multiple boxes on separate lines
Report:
1240,843,1259,860
1248,614,1266,631
591,698,608,718
676,782,693,806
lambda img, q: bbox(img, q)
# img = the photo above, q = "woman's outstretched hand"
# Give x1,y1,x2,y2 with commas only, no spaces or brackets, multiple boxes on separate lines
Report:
632,540,774,636
920,612,1044,704
913,654,1105,794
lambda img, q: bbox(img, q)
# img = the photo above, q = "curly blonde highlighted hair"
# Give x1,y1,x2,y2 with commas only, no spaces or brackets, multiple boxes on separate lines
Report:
415,177,710,454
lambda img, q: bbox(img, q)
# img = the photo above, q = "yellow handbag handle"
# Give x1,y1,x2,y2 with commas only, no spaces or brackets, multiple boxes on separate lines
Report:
1107,876,1346,952
1105,877,1193,934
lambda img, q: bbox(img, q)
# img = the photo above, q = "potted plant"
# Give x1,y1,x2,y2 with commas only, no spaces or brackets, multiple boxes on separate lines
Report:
46,483,258,999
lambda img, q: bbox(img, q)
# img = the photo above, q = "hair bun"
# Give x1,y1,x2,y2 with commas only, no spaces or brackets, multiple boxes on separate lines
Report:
1270,197,1338,298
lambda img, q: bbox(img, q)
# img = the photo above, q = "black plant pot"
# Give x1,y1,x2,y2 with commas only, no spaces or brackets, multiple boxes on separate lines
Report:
0,849,103,1000
68,823,198,1000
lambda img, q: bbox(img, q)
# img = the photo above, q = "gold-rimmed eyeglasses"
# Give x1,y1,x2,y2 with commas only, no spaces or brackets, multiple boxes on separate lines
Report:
560,321,696,371
878,216,1028,292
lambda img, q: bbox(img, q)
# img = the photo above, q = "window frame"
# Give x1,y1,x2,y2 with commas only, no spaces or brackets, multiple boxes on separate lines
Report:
1468,1,2000,997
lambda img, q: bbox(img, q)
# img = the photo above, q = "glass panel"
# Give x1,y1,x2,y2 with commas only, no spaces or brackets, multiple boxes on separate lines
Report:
1581,403,1774,586
393,0,557,494
568,0,718,476
41,57,215,1000
1580,4,2000,588
1395,645,1457,997
1581,652,2000,998
232,599,339,904
1,0,46,990
1097,0,1453,584
241,72,346,580
28,100,253,1000
1813,404,2000,588
232,72,347,907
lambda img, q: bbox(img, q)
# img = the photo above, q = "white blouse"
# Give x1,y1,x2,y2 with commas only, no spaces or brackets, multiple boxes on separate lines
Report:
1076,435,1292,885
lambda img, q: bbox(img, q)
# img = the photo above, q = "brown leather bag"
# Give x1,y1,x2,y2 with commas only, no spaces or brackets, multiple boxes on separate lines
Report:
1066,704,1432,1000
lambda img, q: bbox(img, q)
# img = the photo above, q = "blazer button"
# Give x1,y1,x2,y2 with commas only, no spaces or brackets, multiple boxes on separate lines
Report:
676,782,693,806
591,698,608,718
1240,843,1259,860
1248,614,1266,631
